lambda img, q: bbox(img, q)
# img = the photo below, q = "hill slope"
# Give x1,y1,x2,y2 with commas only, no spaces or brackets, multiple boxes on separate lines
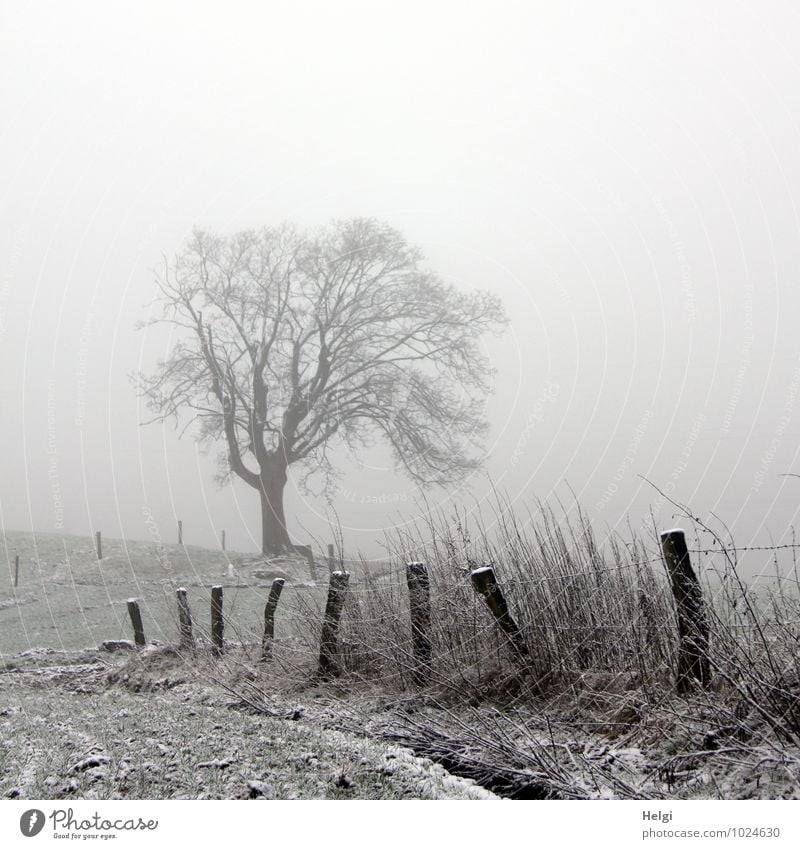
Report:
0,531,320,656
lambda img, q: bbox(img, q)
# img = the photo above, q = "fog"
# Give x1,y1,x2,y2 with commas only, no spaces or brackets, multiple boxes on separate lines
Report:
2,1,800,568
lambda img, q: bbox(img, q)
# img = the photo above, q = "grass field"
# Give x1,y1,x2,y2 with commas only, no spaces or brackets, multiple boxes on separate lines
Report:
0,647,493,800
0,531,327,656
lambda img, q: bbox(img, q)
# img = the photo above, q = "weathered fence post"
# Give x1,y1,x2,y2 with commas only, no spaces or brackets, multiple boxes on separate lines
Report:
126,598,146,648
261,578,285,661
406,561,432,685
176,587,194,649
318,570,350,679
470,565,529,662
221,530,226,552
327,543,336,571
211,585,224,656
14,554,19,588
660,529,711,693
178,520,183,545
293,544,317,581
95,531,102,560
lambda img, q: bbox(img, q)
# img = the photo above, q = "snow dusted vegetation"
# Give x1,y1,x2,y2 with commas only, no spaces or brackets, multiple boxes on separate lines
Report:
2,517,800,800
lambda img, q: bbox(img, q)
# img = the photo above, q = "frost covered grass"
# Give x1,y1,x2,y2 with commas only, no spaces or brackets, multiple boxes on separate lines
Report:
0,530,322,656
330,499,800,711
332,499,676,691
0,648,493,800
2,498,800,799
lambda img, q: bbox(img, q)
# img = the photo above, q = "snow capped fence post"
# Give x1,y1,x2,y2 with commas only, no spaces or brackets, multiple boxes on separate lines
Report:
660,528,711,693
95,531,102,560
470,565,529,663
126,599,146,648
406,561,433,685
318,570,350,679
211,585,224,656
261,578,285,661
176,587,194,650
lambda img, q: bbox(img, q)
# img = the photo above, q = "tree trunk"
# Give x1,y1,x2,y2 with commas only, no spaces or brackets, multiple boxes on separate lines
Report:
259,467,291,554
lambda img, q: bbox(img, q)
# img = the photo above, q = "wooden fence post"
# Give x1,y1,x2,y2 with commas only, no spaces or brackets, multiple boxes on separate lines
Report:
95,531,102,560
406,561,432,685
292,544,317,581
327,543,336,571
261,578,285,661
178,520,183,545
318,570,350,679
126,598,146,648
470,565,529,662
14,554,19,588
221,530,226,552
176,587,194,649
660,529,711,693
211,585,224,656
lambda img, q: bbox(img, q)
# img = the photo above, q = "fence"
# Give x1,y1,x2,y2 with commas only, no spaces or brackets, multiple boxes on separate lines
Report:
8,517,797,698
116,528,728,694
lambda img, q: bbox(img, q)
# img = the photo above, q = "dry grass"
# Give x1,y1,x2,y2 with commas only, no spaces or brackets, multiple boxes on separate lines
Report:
242,496,800,798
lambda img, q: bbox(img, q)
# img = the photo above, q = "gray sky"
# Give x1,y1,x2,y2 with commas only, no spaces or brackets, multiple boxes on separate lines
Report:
2,1,800,566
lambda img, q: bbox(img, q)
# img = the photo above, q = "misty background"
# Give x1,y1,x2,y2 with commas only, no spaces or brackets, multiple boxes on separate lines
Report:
2,1,800,572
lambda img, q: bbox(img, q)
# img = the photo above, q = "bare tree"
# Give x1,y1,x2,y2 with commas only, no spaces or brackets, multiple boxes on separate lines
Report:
137,218,507,554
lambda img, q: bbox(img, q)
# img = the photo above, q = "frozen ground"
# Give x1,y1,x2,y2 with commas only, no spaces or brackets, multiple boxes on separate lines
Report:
2,645,799,801
0,648,493,800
